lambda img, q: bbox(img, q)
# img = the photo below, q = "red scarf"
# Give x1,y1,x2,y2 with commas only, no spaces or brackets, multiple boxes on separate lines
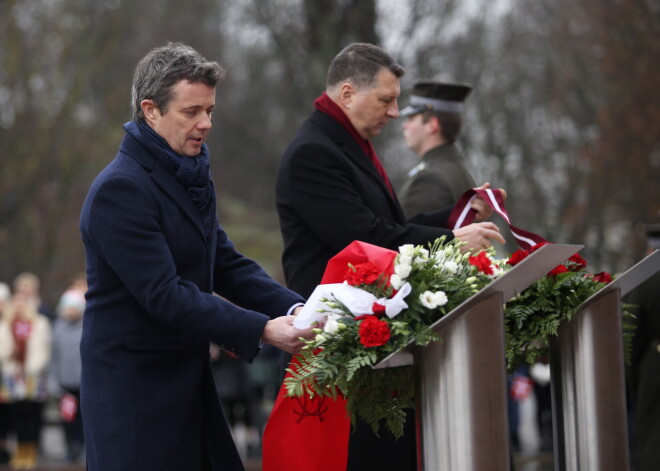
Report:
12,319,32,366
314,92,394,196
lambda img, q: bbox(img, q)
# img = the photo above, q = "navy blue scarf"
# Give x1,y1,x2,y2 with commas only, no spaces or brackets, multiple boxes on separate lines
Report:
124,120,216,242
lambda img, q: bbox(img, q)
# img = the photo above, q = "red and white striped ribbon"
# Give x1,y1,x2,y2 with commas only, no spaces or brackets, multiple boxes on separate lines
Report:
447,188,547,250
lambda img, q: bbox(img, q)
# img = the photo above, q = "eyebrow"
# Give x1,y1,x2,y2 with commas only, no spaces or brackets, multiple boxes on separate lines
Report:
181,104,215,112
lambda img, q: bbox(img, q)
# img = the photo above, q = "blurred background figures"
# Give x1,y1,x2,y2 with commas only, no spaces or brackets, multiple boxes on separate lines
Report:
0,282,13,465
12,274,54,322
50,289,86,464
0,292,52,469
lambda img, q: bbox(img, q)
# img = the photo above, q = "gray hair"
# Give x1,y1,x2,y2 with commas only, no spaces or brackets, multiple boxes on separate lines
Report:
327,43,405,91
131,42,224,121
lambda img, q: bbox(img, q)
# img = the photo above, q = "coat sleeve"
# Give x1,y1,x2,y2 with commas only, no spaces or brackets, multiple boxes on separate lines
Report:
283,140,453,254
81,175,290,361
212,226,305,314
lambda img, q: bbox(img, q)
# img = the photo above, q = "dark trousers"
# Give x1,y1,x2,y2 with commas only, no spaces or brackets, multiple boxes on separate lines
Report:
12,400,42,443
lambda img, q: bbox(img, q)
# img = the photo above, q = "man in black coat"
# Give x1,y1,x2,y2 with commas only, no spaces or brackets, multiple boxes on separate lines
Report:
275,42,505,471
79,42,314,471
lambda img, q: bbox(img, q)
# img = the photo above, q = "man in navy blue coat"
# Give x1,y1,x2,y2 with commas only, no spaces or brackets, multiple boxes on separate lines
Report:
79,42,313,471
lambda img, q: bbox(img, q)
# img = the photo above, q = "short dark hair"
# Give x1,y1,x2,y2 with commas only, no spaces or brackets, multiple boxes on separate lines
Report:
422,111,463,143
131,42,224,121
326,43,405,91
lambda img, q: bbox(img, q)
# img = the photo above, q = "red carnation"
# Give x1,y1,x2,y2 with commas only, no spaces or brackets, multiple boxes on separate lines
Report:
508,249,529,267
548,265,569,276
372,302,386,317
592,271,613,284
568,253,587,271
358,315,391,348
345,262,382,286
468,251,494,275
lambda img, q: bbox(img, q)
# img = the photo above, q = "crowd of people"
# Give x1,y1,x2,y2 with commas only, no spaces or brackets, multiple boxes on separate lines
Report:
0,272,86,468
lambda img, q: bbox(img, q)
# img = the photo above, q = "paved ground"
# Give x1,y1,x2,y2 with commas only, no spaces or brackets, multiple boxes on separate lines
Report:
0,392,553,471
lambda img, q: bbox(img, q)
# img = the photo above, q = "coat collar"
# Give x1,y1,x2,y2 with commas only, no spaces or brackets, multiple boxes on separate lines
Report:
119,132,208,243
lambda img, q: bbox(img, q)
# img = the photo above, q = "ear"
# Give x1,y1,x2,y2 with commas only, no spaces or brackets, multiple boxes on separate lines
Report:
427,115,441,134
337,82,355,109
141,99,159,124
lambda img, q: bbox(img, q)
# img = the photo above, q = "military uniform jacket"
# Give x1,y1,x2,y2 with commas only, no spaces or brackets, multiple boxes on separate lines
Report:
79,131,304,471
276,109,454,298
398,143,476,218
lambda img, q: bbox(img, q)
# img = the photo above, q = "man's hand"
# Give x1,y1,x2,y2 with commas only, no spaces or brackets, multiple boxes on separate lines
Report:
261,315,315,354
471,182,507,222
453,221,505,253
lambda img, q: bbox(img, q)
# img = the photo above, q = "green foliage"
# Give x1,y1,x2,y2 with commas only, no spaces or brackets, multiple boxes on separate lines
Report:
285,237,502,438
285,239,635,439
503,255,635,370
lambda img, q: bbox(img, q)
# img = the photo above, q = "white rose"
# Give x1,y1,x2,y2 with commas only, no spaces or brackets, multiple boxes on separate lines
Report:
389,273,405,290
398,254,413,267
399,244,415,257
394,262,412,279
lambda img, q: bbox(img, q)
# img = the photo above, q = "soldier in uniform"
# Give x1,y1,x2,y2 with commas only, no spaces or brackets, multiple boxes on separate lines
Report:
398,81,475,218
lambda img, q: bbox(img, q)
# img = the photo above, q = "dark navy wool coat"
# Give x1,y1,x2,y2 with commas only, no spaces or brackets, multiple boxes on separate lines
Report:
79,130,304,471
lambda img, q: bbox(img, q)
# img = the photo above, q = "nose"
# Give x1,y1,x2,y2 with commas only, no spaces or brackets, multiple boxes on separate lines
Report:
387,101,400,119
198,113,212,130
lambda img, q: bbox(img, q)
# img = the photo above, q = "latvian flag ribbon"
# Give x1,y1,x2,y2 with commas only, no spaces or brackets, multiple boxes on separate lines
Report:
447,187,546,250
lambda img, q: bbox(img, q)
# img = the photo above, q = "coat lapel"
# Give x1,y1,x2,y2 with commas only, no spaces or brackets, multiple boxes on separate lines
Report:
310,111,406,221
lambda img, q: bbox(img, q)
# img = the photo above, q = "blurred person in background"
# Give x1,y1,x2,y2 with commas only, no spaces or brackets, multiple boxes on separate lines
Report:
13,272,54,321
398,81,475,218
627,223,660,471
50,289,86,463
0,291,52,469
0,282,13,464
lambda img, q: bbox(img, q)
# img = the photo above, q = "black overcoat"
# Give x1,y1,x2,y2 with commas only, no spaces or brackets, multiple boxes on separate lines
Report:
79,130,304,471
276,109,455,299
276,109,456,471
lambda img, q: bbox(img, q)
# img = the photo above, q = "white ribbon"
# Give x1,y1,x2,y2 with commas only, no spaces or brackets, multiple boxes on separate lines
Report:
293,282,412,329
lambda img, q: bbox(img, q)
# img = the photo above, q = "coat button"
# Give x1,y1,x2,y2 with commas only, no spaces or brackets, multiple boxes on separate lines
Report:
656,344,660,354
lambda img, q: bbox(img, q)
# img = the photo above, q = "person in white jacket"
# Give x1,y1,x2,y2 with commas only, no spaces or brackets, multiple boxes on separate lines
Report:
0,291,52,469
